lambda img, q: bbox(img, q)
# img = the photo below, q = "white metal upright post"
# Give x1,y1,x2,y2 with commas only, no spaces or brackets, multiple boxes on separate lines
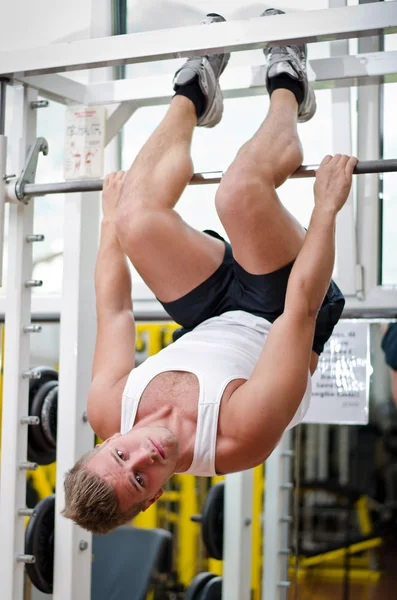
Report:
223,470,254,600
357,0,382,294
0,84,39,600
262,431,294,600
303,425,317,549
329,0,357,298
53,3,111,597
53,190,99,600
0,79,7,285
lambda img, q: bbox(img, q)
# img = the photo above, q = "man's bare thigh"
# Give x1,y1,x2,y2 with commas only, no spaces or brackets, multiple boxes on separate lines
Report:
122,210,225,303
218,186,306,275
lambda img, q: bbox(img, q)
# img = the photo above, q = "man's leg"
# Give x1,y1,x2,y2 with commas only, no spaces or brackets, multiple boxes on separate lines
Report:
115,14,230,303
215,9,316,275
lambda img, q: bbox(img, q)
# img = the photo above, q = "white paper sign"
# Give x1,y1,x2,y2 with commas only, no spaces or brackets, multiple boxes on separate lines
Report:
303,321,370,425
64,106,106,180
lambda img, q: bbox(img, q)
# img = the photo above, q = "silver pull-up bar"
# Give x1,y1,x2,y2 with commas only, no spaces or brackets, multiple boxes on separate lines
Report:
8,158,396,201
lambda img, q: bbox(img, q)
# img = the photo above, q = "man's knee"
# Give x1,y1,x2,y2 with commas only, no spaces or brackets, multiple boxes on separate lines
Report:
215,167,269,222
115,204,174,251
115,205,152,247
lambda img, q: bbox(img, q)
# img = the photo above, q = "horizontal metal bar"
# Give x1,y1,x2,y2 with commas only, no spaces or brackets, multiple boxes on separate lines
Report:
24,279,43,288
26,234,45,243
0,3,396,78
18,508,37,517
16,74,87,105
293,160,397,177
0,286,396,323
22,369,42,380
21,173,220,196
23,324,42,333
18,462,38,471
20,416,40,426
31,100,49,109
0,309,394,324
281,451,295,458
16,554,36,564
279,516,293,523
85,51,397,107
19,51,397,109
16,160,397,198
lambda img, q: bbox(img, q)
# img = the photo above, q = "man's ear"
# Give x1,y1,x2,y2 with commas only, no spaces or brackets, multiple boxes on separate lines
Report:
96,432,122,448
142,488,164,512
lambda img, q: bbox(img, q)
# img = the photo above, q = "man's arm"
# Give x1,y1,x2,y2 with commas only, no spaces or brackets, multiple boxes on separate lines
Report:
224,155,357,469
87,172,136,433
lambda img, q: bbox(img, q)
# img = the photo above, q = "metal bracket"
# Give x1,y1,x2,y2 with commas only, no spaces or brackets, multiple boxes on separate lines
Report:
15,137,49,204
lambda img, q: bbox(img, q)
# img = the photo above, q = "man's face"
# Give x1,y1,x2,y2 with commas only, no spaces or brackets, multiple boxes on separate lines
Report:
88,426,179,512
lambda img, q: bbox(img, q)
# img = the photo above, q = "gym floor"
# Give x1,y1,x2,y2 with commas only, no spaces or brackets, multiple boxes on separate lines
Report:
288,541,397,600
27,543,397,599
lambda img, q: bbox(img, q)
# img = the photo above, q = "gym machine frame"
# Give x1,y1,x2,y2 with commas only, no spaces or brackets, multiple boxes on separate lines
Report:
0,2,397,600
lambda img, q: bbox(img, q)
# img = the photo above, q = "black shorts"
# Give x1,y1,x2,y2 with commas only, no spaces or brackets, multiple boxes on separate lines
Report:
160,230,345,355
382,323,397,371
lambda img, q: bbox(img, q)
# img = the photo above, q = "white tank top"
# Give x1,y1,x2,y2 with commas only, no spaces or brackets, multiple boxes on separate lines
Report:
121,310,311,476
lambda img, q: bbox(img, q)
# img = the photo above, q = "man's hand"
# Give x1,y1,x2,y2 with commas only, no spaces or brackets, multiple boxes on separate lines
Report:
314,154,358,214
102,171,127,223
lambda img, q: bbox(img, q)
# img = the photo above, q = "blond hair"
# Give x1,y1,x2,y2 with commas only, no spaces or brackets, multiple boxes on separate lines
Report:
62,447,145,534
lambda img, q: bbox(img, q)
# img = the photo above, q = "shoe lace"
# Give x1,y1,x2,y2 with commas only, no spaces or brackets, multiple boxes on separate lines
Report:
268,45,305,61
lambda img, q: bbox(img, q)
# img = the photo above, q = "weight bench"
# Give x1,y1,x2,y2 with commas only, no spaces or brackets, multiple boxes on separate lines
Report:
91,525,173,600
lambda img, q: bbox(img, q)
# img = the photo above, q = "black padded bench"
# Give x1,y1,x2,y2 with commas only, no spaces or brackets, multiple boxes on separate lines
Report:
91,526,173,600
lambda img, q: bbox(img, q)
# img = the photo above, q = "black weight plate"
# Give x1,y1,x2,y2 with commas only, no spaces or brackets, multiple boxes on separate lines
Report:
202,576,222,600
27,442,56,467
26,477,39,509
25,494,55,594
28,365,58,460
28,367,58,403
202,482,224,560
184,572,217,600
41,384,58,448
28,380,58,465
30,380,58,451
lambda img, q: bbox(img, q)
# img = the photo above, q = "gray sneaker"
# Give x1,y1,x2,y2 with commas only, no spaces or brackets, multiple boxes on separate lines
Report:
261,8,316,123
173,14,230,128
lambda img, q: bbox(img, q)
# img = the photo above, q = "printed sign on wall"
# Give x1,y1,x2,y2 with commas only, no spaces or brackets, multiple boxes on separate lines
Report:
64,106,106,180
303,321,370,425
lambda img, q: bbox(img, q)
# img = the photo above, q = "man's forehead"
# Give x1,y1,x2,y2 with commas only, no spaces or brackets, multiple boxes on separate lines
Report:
89,447,118,477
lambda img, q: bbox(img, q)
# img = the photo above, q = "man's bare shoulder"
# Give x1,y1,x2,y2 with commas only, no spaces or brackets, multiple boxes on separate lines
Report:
87,374,129,440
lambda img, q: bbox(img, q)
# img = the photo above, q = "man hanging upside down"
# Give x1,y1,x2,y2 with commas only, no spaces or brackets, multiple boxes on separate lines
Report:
62,10,357,534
